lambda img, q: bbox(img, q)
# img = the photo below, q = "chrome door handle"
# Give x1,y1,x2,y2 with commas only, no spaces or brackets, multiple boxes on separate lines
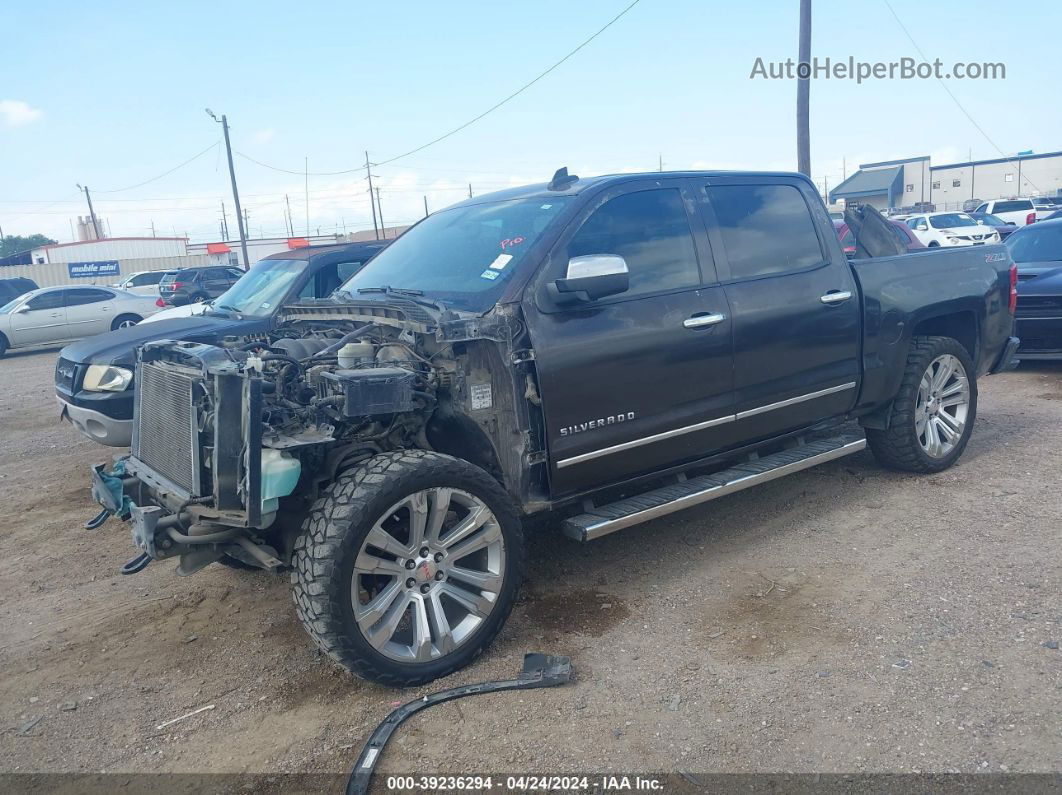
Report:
683,313,727,329
820,290,853,305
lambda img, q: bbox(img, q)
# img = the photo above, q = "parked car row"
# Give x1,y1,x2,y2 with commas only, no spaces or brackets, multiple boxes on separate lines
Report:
55,241,387,445
0,286,161,357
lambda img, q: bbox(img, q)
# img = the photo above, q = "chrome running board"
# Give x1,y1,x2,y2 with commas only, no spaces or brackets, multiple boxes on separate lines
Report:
561,433,866,542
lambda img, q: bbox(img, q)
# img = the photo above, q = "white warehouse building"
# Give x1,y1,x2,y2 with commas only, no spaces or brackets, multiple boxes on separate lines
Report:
29,236,188,265
829,150,1062,212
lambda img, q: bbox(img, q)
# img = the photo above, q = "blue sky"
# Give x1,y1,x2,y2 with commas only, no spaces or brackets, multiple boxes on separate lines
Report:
1,0,1056,243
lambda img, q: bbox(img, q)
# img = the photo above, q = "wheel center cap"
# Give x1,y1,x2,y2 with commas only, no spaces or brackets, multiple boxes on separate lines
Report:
415,559,438,583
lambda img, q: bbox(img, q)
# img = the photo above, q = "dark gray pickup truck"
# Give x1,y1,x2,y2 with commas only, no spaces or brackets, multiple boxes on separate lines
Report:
89,169,1018,686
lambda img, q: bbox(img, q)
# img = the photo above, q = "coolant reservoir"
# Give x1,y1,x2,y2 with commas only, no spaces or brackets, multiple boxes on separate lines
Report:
260,449,301,514
337,341,374,369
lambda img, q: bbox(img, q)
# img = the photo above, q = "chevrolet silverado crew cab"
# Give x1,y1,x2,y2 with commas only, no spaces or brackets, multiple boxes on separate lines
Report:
57,241,387,446
89,170,1019,687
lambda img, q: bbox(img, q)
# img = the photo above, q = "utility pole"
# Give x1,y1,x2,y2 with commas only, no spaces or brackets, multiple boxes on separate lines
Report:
243,208,249,239
658,154,663,172
285,194,294,236
304,157,310,237
220,200,230,239
375,187,385,239
206,110,250,268
77,184,101,239
468,183,473,198
424,195,429,218
365,151,380,240
796,0,812,177
151,220,156,238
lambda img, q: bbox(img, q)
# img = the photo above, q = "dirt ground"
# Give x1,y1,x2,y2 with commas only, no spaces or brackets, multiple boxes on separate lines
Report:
1,346,1060,781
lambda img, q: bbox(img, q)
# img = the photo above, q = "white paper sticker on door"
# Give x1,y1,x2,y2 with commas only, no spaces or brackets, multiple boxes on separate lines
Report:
470,383,493,410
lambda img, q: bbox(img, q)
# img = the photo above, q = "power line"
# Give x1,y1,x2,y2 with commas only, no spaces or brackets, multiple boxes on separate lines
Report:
374,0,643,166
233,0,642,175
235,150,364,177
94,141,221,193
880,0,1041,193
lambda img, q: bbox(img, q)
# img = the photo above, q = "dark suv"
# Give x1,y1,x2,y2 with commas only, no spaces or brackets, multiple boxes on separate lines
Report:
0,277,39,304
159,266,244,305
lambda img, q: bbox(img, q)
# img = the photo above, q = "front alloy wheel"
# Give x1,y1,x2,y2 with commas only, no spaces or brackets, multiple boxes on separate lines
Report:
292,451,523,686
353,487,506,662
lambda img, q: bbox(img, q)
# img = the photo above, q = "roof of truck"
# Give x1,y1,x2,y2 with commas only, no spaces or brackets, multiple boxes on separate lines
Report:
446,170,817,208
261,240,389,261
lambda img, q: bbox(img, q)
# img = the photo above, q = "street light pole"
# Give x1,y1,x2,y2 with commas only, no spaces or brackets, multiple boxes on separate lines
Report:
206,109,250,268
796,0,812,177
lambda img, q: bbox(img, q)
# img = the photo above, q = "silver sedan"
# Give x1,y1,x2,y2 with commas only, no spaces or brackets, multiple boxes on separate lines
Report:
0,286,160,357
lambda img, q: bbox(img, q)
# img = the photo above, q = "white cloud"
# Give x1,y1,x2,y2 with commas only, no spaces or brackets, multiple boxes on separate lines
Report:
250,128,276,145
0,99,43,128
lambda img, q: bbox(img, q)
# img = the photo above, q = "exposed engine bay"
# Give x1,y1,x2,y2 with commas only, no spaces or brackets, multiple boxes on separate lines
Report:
94,299,543,576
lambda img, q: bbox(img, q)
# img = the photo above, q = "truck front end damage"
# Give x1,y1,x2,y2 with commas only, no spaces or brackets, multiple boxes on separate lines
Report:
95,338,303,574
90,299,541,578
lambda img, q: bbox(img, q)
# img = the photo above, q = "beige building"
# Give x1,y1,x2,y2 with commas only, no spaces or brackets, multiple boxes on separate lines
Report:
830,150,1062,211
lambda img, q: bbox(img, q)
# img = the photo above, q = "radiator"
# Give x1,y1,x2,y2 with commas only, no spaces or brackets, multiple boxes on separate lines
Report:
133,361,201,495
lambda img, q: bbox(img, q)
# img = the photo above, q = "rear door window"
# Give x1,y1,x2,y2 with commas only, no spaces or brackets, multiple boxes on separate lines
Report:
566,188,701,298
995,200,1033,213
65,288,113,306
705,184,825,280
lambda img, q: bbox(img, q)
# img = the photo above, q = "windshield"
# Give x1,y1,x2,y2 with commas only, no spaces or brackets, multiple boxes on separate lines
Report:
210,258,304,316
339,197,572,312
0,297,23,315
930,213,977,229
1006,223,1062,263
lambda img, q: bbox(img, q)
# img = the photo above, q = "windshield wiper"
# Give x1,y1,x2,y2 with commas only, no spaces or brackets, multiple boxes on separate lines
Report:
356,285,424,296
207,303,242,318
352,285,446,313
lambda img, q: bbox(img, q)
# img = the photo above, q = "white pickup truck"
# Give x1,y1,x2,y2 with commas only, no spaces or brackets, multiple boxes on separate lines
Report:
974,198,1057,227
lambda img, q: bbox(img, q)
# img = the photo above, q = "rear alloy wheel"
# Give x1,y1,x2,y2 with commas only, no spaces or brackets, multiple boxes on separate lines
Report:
292,451,523,686
190,293,209,304
111,314,141,331
915,354,971,459
866,335,977,473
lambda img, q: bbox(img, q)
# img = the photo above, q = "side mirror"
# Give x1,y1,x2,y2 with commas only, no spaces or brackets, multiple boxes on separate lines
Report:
552,254,629,303
13,304,31,314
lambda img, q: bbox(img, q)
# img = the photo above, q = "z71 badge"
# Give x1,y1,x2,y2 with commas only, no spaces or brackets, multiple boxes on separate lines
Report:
560,412,635,436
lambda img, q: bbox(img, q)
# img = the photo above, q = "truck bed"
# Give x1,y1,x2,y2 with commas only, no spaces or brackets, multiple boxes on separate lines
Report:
849,244,1014,412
